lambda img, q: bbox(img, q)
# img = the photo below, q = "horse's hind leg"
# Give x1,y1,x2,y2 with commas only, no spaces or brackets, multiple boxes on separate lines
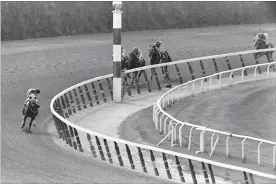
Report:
253,53,262,74
150,69,154,81
267,52,276,71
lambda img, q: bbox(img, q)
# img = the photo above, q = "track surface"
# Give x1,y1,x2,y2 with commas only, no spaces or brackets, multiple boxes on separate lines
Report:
168,78,276,142
1,23,276,183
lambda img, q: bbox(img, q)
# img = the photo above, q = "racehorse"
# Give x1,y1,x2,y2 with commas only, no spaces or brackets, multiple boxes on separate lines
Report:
122,49,146,86
148,45,172,88
21,98,40,132
253,33,275,62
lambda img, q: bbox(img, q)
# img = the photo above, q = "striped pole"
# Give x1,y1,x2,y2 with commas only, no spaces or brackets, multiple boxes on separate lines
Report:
112,1,122,102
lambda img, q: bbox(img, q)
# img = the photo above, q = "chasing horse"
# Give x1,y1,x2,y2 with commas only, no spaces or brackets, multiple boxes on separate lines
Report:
122,47,146,86
21,89,40,132
253,32,275,71
148,40,172,88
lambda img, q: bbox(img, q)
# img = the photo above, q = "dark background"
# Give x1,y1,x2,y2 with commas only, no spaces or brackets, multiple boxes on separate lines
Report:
2,1,276,41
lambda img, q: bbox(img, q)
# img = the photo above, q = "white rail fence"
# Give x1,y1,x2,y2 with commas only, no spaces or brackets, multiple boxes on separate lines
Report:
122,47,275,97
50,48,276,183
153,62,276,171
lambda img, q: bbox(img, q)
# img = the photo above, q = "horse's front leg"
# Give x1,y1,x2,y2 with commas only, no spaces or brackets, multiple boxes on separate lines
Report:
161,66,165,75
164,66,172,88
131,72,138,86
21,115,28,129
266,52,276,71
28,118,35,132
137,70,144,80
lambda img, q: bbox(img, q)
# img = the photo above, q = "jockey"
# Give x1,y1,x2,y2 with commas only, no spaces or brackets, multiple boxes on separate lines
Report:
153,40,163,51
121,47,126,58
153,40,164,58
131,47,142,59
24,88,40,107
259,32,269,46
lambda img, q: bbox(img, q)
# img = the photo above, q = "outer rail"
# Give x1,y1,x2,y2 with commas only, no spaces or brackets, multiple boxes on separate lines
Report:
154,62,276,171
50,48,276,183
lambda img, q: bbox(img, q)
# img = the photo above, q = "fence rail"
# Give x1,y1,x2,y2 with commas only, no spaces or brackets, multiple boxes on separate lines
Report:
153,62,276,172
50,48,276,183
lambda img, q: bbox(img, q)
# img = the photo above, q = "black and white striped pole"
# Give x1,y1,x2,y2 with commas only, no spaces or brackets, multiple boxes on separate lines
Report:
112,1,122,102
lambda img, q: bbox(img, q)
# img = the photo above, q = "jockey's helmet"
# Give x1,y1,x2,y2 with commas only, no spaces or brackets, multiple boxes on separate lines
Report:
121,47,125,53
132,47,140,56
154,40,162,48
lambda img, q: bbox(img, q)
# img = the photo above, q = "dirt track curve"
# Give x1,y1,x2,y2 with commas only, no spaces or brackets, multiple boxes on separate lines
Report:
2,24,275,183
1,36,176,183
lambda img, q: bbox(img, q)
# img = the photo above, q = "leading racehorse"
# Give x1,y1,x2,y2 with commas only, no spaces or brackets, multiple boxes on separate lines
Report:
148,44,172,88
21,97,40,132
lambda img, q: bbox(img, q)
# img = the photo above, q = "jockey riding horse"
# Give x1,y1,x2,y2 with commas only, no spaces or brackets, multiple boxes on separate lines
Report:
21,88,40,131
21,93,40,132
149,40,172,88
24,88,40,108
253,32,275,71
126,47,146,85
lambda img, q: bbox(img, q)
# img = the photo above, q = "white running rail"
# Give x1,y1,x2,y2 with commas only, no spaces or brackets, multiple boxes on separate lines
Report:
51,48,276,183
153,62,276,171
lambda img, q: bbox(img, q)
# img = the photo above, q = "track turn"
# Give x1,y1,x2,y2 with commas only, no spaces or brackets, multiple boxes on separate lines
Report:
1,38,175,183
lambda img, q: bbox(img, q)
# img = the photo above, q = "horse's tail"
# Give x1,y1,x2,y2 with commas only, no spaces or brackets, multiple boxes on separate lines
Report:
163,51,172,62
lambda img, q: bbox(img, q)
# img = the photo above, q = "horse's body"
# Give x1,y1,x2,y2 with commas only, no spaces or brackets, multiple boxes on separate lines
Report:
21,99,40,132
148,45,172,88
122,51,146,85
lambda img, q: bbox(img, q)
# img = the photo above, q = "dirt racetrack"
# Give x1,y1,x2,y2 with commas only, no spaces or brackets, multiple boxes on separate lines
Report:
1,23,276,183
168,78,276,142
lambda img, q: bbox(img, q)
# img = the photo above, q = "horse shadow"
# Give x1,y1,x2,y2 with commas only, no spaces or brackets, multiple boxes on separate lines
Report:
22,128,52,136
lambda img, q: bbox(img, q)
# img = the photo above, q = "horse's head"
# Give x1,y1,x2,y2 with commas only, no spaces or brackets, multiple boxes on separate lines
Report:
121,55,130,70
148,45,154,58
254,33,259,43
28,97,40,113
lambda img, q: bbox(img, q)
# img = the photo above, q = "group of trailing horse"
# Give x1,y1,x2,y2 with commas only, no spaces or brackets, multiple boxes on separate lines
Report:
122,34,275,91
121,43,173,89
